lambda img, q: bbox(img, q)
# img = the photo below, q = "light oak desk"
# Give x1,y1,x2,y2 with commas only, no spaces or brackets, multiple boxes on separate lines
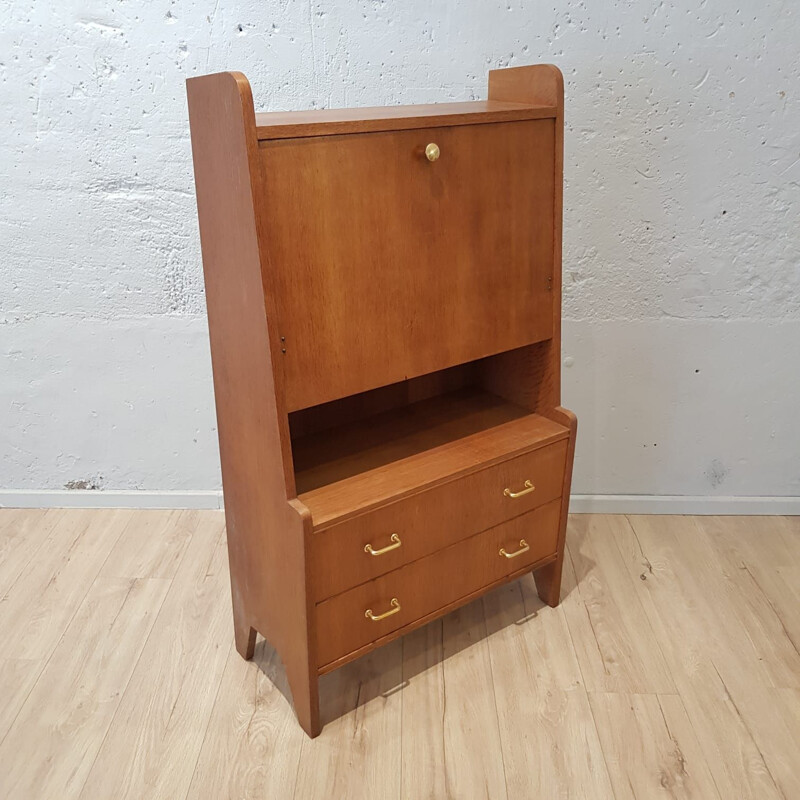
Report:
187,63,576,737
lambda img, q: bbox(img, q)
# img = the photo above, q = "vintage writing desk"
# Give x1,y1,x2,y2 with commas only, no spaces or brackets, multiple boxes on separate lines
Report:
187,64,576,737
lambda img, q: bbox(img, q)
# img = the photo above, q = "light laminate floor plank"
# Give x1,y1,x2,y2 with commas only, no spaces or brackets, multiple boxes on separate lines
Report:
0,577,171,799
0,509,132,659
726,684,800,800
695,516,800,688
185,638,306,800
0,510,132,744
588,692,721,800
0,658,41,744
293,639,403,800
0,509,62,596
400,620,448,799
437,597,508,800
78,511,230,800
0,509,797,800
99,509,199,580
484,579,613,799
564,514,676,694
617,515,786,799
0,506,197,798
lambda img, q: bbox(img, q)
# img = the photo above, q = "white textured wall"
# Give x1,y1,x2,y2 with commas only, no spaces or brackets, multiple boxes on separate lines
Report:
2,1,798,503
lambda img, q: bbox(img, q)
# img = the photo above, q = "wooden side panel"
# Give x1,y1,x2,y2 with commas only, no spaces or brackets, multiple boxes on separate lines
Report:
487,64,565,411
186,72,320,736
535,406,578,605
488,65,576,607
261,119,556,411
479,339,560,413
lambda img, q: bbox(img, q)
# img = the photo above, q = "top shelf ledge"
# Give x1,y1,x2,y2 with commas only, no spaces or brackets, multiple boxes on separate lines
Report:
255,99,558,140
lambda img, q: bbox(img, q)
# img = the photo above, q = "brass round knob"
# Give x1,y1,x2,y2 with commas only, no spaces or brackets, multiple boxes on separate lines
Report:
425,142,440,162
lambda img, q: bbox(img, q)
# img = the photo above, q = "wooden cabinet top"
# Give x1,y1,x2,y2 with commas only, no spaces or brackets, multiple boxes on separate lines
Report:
255,99,558,140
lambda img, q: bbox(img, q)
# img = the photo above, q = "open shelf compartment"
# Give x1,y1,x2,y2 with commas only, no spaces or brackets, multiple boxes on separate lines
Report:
291,379,568,529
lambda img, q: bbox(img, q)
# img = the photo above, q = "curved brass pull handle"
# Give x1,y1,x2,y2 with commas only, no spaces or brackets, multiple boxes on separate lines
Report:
504,480,535,499
499,539,530,559
425,142,440,162
364,533,402,556
365,598,401,621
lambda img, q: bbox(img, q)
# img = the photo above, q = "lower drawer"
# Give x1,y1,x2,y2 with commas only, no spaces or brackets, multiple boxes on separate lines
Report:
315,499,560,669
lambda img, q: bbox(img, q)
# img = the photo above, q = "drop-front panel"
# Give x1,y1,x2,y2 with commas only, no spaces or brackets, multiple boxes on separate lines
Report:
260,119,556,411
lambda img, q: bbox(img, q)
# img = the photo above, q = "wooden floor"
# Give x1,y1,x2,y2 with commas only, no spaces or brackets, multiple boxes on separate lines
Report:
0,510,798,799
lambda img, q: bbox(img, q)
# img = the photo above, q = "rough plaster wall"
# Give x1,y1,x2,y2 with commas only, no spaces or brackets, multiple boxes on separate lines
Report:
1,1,798,496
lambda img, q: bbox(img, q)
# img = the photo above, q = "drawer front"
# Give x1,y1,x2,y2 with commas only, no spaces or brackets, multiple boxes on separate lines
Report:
311,439,567,600
316,500,560,668
261,120,556,411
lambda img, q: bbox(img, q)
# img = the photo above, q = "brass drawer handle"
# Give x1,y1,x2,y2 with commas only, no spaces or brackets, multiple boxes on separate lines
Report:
499,539,530,559
425,142,440,162
504,480,535,499
364,533,402,556
365,598,401,621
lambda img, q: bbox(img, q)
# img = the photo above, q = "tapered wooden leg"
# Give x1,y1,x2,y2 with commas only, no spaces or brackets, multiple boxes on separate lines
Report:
232,601,257,660
534,557,563,608
286,657,321,738
535,407,576,609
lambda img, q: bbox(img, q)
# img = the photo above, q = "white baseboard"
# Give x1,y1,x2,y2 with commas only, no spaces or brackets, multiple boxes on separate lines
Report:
0,490,224,510
569,494,800,515
1,490,799,515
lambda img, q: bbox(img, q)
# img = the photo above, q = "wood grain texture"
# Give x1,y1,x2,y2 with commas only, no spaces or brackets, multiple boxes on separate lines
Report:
534,405,577,606
294,640,403,800
479,340,560,414
400,599,509,800
255,99,557,139
78,514,231,800
487,65,572,608
694,516,800,689
298,395,568,527
316,502,560,667
399,620,448,798
0,510,798,797
613,515,787,799
188,65,574,737
0,658,40,745
311,439,567,599
489,63,564,386
261,119,555,411
98,509,197,579
0,577,170,799
185,638,306,800
483,578,614,799
564,515,675,693
0,509,63,596
0,510,191,797
293,388,532,493
187,71,320,736
0,509,131,660
289,362,478,440
724,685,800,800
589,693,721,799
437,599,508,799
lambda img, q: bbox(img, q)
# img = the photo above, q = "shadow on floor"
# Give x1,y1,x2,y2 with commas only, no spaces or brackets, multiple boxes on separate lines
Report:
247,566,583,731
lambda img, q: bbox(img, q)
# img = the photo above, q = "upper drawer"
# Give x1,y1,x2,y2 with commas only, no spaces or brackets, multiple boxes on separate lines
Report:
311,438,567,600
260,120,556,411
